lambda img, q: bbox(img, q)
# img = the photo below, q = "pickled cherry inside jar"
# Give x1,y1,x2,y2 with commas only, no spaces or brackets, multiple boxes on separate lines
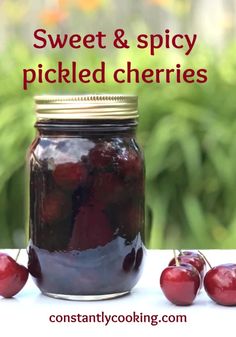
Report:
28,94,145,300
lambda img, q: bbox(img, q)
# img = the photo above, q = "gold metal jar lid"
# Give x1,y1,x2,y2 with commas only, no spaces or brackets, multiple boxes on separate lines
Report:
34,94,138,120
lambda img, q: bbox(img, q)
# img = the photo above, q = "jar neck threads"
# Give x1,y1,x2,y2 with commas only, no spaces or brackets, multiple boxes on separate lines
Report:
35,119,137,136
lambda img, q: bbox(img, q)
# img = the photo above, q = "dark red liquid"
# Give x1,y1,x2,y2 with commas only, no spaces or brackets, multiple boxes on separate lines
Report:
28,125,145,296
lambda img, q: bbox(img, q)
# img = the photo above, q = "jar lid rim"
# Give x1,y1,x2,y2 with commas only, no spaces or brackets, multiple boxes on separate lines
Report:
34,94,138,120
34,94,137,102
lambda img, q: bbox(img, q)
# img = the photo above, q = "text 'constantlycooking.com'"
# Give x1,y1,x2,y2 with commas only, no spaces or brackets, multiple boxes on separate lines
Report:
49,311,187,326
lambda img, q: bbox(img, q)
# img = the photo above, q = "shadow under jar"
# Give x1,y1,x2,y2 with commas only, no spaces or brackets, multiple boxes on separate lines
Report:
28,94,145,300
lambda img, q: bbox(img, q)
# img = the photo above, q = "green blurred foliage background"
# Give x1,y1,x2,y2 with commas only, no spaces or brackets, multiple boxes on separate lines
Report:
1,0,236,248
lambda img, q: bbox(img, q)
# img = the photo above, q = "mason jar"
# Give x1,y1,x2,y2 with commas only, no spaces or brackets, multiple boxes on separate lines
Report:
27,94,145,300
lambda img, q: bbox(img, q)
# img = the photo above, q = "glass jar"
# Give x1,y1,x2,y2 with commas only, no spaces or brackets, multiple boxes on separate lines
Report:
28,94,145,300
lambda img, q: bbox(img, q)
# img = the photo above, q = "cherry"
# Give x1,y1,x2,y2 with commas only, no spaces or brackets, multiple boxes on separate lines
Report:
122,247,144,272
124,206,142,239
204,264,236,306
89,142,116,169
134,247,144,270
169,251,206,287
117,148,142,178
91,172,123,203
123,248,136,272
53,162,87,190
0,252,29,298
160,263,201,306
41,191,71,224
68,204,113,250
27,246,41,279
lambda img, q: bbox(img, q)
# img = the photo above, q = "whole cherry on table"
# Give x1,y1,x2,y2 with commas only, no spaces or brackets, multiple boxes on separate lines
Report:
0,250,28,298
160,250,201,306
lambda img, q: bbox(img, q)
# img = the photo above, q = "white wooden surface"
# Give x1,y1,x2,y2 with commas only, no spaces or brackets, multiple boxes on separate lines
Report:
0,249,235,337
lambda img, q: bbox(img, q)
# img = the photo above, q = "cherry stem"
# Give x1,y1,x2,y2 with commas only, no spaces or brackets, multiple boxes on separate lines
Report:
15,249,21,262
197,250,212,269
178,249,183,255
173,249,180,266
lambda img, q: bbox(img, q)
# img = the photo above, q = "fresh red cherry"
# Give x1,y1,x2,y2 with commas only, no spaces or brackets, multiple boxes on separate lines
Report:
169,251,206,287
0,253,29,298
160,263,201,306
53,162,87,190
204,264,236,306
